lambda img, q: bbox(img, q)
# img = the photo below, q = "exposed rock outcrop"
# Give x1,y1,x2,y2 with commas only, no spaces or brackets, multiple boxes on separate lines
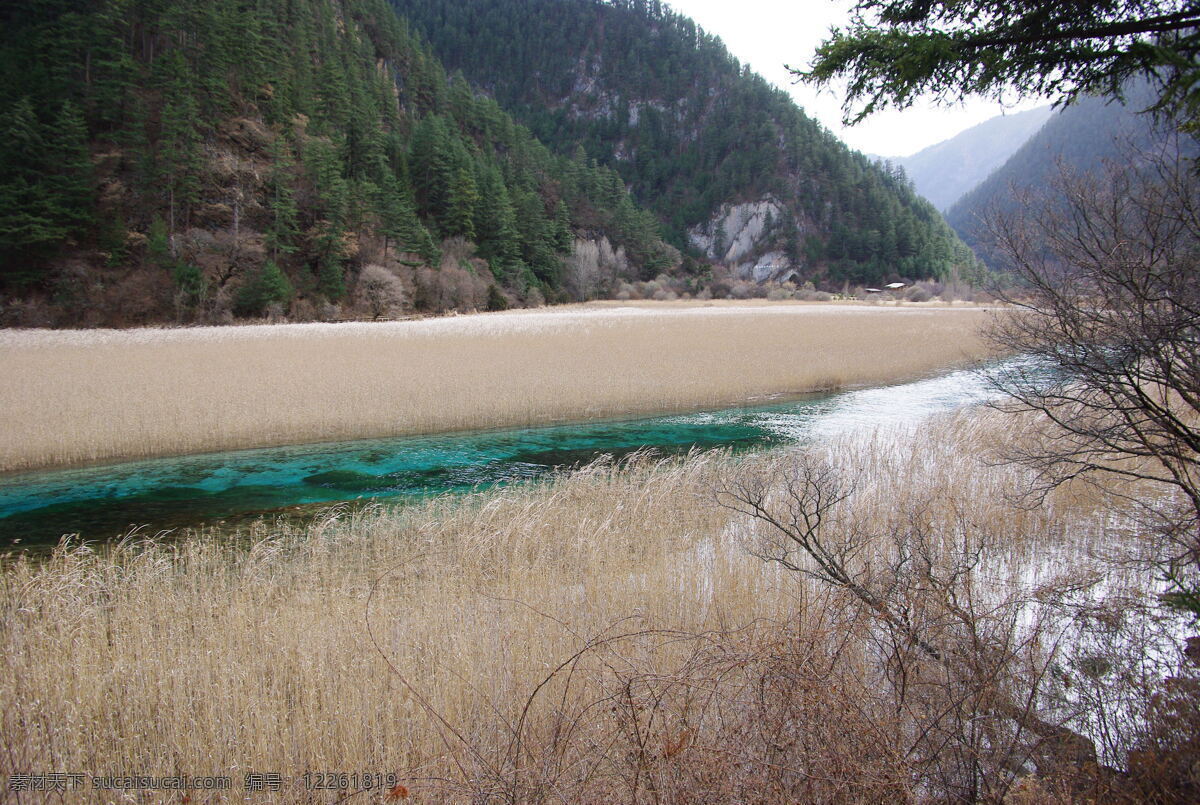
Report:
688,198,796,281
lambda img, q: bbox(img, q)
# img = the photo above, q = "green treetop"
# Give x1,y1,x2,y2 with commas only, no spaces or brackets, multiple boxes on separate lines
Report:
800,0,1200,127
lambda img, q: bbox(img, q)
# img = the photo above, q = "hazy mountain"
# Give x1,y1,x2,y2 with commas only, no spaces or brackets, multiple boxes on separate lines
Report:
886,106,1054,211
395,0,981,287
945,80,1187,265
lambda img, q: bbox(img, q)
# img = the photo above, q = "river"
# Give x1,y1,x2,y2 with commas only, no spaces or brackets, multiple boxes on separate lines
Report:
0,360,1018,548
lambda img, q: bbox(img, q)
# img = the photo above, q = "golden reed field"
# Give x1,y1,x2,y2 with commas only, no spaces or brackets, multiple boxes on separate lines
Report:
0,413,1176,803
2,303,1192,802
0,302,991,473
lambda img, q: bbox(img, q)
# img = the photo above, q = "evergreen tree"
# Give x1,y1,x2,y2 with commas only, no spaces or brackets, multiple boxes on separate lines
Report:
400,0,976,285
0,0,678,305
409,114,454,218
157,53,203,233
377,172,438,263
473,165,521,262
513,189,560,285
147,218,172,268
46,100,95,232
0,97,65,282
306,137,350,300
551,199,573,253
318,254,346,301
443,166,478,240
171,260,208,316
804,0,1200,129
234,260,294,316
265,137,301,259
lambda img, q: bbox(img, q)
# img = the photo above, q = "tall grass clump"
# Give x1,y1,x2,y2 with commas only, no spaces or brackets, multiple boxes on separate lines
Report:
2,410,1193,801
0,303,991,472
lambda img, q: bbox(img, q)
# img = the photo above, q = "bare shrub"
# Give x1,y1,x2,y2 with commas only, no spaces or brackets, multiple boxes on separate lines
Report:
524,285,545,307
439,235,475,267
942,281,975,302
414,264,489,313
986,144,1200,610
180,227,266,295
1124,674,1200,801
919,279,945,298
289,297,319,322
710,449,1186,800
564,237,628,301
905,285,932,303
355,264,406,319
637,279,662,298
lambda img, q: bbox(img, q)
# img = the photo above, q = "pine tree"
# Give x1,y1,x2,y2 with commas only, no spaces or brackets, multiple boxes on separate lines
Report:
443,166,478,240
473,165,520,267
448,71,475,130
315,26,352,133
234,260,294,316
46,100,95,232
0,97,64,282
0,0,686,304
171,260,208,317
87,4,138,130
265,137,300,259
306,137,350,300
158,53,203,233
513,189,559,285
409,114,456,224
551,199,573,253
318,253,346,301
377,172,438,263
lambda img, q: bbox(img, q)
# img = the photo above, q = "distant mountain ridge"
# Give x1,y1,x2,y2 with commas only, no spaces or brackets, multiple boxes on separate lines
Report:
945,79,1189,266
886,106,1054,211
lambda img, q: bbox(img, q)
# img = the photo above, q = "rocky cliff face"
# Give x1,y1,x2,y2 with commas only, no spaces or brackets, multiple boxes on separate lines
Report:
687,198,797,281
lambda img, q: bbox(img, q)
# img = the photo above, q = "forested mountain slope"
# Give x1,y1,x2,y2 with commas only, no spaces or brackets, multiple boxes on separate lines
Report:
887,105,1053,211
946,81,1187,265
0,0,674,326
396,0,981,287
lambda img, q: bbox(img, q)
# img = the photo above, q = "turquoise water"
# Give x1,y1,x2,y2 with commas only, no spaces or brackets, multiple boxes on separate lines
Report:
0,361,1009,548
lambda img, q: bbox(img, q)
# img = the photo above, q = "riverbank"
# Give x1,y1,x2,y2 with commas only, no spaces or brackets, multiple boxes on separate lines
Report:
0,302,993,473
0,358,1011,547
1,410,1177,801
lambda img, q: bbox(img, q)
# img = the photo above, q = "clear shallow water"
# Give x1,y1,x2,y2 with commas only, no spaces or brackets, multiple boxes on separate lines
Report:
0,361,1015,548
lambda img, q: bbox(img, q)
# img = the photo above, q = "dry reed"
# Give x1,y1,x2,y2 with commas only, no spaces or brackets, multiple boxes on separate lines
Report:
0,303,991,473
1,409,1180,802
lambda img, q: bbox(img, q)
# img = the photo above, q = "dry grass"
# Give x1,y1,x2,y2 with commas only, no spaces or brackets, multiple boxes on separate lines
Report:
2,410,1184,802
0,303,992,473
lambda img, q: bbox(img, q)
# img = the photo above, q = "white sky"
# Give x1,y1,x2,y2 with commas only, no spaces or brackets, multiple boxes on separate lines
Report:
666,0,1047,158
